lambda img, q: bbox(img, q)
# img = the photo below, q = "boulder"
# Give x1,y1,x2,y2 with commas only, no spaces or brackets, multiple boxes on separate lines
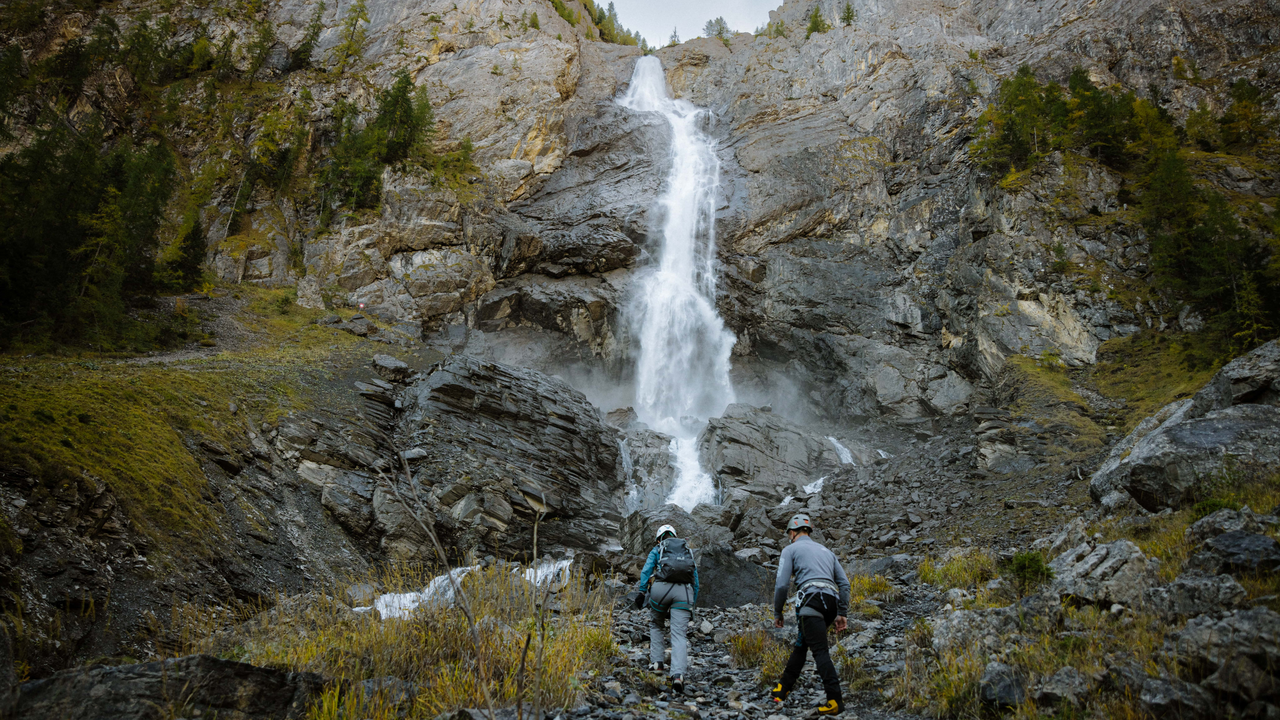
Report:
372,354,414,383
1,655,324,720
979,661,1027,709
391,356,625,557
1049,540,1153,608
1091,341,1280,512
932,592,1061,653
621,429,677,513
1187,531,1280,576
1139,677,1213,720
695,546,773,608
1167,607,1280,686
698,404,843,504
620,504,730,557
1145,571,1247,620
1185,507,1275,545
1033,666,1094,707
1032,517,1088,559
1187,340,1280,415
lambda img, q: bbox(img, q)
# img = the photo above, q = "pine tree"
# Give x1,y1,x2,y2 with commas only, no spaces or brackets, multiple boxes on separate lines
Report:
330,0,369,74
291,1,326,70
840,1,856,26
530,11,540,29
806,5,830,38
668,27,680,46
703,17,730,41
245,20,277,88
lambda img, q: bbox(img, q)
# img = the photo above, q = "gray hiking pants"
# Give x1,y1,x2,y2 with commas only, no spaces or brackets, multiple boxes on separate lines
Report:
648,581,694,677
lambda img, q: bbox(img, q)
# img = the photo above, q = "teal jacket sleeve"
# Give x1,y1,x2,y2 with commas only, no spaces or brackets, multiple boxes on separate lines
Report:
638,546,660,591
692,561,700,602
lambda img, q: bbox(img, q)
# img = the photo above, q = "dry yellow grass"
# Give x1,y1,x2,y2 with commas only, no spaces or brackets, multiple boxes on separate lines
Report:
893,600,1174,718
168,562,619,719
848,574,900,618
918,551,999,591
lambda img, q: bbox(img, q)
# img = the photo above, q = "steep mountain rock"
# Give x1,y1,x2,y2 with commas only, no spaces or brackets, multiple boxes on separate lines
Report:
190,0,1279,425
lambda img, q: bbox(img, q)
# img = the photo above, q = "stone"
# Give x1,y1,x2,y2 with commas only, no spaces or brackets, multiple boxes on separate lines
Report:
979,661,1026,709
1186,507,1274,545
1092,342,1280,512
1032,517,1088,559
621,505,730,557
700,620,714,634
1187,531,1280,575
1,654,324,719
372,354,414,383
698,404,844,504
1049,540,1154,608
1033,666,1093,707
1187,340,1280,416
1167,607,1280,700
388,356,626,558
1145,571,1247,620
695,546,773,609
1140,677,1213,719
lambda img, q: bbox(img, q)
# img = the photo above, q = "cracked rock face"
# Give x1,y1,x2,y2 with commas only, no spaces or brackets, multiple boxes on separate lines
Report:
208,0,1280,425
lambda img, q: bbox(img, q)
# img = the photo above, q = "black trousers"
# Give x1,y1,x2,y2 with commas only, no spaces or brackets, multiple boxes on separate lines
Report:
779,593,842,703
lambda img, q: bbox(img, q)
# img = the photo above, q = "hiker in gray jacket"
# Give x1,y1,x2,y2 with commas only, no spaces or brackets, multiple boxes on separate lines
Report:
637,524,699,694
770,513,850,715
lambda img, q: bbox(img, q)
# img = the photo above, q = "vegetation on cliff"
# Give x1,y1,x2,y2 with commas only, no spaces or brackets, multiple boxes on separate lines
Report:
0,4,468,352
975,65,1280,358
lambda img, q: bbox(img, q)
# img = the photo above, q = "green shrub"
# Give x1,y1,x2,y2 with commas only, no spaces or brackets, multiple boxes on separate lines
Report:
805,6,830,38
1007,551,1054,596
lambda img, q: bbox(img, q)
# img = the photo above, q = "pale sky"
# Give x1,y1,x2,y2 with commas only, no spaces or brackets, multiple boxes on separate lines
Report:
609,0,782,48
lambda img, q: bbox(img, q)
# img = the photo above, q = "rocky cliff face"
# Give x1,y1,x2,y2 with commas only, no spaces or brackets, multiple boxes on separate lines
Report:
196,0,1280,426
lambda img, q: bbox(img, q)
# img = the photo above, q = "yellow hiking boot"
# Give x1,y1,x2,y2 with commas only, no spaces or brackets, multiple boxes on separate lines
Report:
770,683,788,703
817,699,842,715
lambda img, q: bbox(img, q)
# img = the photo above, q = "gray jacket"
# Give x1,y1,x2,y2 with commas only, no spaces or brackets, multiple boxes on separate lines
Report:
773,533,851,619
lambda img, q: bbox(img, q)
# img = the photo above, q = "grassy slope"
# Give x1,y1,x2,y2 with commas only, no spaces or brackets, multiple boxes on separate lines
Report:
0,286,374,560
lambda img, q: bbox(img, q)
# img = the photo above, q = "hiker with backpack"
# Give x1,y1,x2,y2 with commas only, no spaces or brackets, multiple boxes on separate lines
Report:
770,513,850,716
636,524,699,694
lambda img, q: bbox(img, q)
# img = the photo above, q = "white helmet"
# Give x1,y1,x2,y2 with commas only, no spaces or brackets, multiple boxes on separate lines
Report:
655,524,677,541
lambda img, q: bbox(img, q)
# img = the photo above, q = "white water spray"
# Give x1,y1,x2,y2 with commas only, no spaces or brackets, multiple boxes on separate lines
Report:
619,57,736,510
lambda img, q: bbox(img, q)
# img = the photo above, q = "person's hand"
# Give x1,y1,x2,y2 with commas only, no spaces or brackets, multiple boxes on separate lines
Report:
774,618,784,628
833,616,847,632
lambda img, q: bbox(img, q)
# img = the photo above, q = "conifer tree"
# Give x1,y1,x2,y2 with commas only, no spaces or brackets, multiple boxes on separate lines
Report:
840,1,856,26
331,0,368,74
806,5,830,38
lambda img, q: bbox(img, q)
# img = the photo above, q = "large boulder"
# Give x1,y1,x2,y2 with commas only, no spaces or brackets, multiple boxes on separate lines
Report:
1049,540,1154,608
1091,341,1280,512
620,428,677,514
1187,531,1280,576
1,655,324,720
620,504,731,557
695,546,774,608
392,356,626,557
1186,507,1276,545
1165,607,1280,709
698,404,845,504
1145,571,1247,621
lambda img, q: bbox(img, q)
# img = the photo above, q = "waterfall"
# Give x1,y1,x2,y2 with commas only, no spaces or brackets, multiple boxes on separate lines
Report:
619,57,736,511
827,437,855,465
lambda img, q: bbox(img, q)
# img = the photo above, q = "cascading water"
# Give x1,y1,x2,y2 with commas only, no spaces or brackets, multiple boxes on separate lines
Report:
619,56,736,511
